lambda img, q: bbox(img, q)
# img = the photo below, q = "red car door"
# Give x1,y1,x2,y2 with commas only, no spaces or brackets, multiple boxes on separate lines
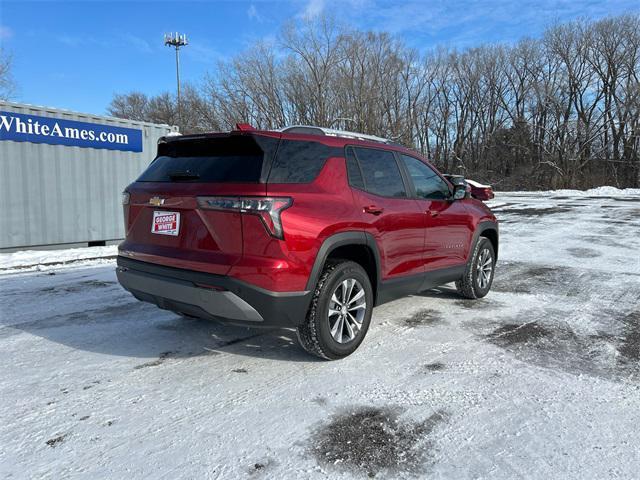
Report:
399,154,475,271
346,147,425,281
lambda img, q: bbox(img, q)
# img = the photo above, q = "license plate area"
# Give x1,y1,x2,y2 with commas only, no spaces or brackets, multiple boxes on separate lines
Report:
151,211,180,236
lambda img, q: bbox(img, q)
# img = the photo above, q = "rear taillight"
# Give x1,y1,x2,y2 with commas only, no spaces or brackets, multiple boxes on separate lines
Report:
121,190,130,233
197,196,292,239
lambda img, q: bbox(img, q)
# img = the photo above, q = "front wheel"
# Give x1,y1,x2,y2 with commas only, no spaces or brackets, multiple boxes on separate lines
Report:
456,237,495,299
297,260,374,360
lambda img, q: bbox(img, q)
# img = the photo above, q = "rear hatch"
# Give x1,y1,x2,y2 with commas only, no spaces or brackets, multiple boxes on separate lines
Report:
120,133,279,275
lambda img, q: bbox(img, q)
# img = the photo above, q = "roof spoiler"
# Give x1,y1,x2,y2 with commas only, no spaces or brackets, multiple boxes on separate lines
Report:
157,131,183,144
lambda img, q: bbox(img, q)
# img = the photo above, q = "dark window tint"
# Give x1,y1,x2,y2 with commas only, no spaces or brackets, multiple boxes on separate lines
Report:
401,155,450,200
139,135,269,183
353,147,406,198
345,147,365,189
267,140,335,183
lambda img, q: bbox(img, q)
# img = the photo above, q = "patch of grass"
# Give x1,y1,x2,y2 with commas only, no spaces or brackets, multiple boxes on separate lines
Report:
488,322,552,346
566,247,601,259
618,312,640,364
404,309,442,327
496,206,573,217
423,362,445,372
46,434,67,447
311,406,446,477
133,351,175,370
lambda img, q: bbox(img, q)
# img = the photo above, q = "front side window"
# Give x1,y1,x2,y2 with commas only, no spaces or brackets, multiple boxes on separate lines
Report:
401,155,450,200
353,147,407,198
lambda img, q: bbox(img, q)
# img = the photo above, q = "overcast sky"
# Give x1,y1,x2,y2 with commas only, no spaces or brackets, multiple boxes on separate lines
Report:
1,0,638,115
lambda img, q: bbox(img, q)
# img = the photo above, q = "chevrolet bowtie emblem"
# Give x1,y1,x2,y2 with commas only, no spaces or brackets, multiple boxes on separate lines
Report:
149,196,165,206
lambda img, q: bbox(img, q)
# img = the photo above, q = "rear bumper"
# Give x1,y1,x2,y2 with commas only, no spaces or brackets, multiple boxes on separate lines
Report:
116,257,311,327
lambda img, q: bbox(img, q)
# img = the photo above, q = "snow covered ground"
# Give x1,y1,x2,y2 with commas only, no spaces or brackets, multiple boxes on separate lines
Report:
1,191,639,479
0,245,117,274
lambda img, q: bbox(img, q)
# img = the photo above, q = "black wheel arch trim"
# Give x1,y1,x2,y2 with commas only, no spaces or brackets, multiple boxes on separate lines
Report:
306,222,497,307
470,221,499,262
305,231,382,299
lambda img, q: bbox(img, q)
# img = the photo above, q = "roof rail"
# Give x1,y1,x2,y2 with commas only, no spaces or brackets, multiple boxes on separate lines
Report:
279,125,393,145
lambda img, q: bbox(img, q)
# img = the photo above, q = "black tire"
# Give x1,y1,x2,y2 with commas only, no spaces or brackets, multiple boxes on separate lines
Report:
297,260,374,360
455,237,495,299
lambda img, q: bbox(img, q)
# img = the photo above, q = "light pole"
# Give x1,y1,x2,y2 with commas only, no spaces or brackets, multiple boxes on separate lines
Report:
164,32,188,127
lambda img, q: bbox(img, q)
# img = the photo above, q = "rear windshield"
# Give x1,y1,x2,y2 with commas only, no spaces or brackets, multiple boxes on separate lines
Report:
138,135,274,183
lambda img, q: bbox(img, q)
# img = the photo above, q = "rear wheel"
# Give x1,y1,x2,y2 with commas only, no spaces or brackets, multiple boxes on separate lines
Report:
456,237,495,299
297,260,373,360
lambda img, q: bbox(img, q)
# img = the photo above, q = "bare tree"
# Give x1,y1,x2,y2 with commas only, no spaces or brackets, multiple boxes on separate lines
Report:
0,48,16,101
107,92,150,121
108,13,640,188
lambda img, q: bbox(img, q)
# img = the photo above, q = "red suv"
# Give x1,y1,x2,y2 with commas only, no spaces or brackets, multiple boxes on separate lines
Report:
117,125,498,359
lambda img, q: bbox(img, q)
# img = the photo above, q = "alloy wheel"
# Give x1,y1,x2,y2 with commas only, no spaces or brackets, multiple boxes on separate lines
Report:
327,278,367,344
476,248,493,290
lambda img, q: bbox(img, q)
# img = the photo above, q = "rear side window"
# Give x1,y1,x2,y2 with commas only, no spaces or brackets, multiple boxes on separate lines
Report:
139,135,275,183
401,155,450,200
352,147,407,198
345,147,365,189
267,140,338,183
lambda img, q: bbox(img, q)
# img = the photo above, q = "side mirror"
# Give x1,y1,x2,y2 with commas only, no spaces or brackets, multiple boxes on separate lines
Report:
444,174,470,200
452,184,467,200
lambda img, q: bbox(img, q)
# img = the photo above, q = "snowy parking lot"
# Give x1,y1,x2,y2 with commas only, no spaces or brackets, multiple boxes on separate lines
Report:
1,190,639,479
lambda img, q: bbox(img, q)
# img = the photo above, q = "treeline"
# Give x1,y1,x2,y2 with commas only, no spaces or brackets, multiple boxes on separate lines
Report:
108,14,640,189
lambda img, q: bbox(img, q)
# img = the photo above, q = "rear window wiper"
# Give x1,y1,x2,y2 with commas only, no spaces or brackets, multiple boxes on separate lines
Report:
168,170,200,181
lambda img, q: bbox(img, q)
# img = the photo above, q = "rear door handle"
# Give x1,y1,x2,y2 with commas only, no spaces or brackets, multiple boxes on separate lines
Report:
427,209,439,217
363,205,384,215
